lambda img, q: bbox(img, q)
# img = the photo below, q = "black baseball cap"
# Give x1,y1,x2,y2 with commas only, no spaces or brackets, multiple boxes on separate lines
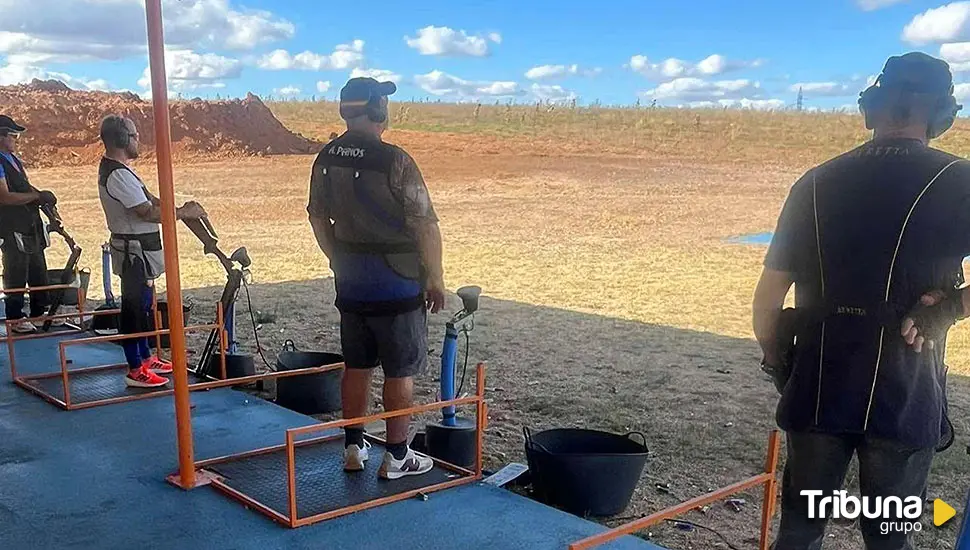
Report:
877,52,953,95
0,115,25,134
339,77,396,120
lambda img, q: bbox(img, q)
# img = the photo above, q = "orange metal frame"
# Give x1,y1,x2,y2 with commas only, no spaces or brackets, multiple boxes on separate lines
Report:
568,430,782,550
5,283,160,380
2,281,92,347
172,363,489,529
11,297,346,410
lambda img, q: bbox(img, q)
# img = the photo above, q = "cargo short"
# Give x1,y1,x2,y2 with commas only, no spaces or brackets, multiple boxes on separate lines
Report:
339,307,428,379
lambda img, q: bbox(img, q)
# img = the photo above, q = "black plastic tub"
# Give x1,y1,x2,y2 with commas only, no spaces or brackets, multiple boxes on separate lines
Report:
46,269,80,306
275,341,343,415
524,427,648,517
150,300,191,349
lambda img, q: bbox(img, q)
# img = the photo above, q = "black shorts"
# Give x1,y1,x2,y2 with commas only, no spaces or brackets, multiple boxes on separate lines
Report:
340,307,428,379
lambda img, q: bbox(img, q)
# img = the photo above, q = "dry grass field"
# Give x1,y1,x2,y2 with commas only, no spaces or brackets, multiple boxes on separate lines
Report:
26,101,970,549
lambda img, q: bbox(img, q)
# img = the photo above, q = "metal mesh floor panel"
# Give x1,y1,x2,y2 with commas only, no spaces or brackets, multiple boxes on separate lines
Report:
208,437,467,519
20,370,173,403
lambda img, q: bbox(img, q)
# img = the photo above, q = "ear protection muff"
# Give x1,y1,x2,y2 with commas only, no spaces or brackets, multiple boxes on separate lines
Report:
928,89,962,139
115,129,130,149
858,75,887,128
113,118,131,149
365,94,388,124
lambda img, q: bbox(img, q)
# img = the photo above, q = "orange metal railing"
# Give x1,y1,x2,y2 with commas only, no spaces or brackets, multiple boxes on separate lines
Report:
12,298,348,410
568,430,781,550
184,363,489,529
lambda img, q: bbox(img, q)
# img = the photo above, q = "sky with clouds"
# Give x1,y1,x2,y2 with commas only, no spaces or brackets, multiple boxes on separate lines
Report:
3,0,970,111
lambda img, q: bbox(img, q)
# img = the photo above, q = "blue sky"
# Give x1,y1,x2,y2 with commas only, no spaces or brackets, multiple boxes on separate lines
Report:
2,0,970,110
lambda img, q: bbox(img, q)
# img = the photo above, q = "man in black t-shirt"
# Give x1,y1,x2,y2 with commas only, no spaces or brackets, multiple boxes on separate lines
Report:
754,52,970,549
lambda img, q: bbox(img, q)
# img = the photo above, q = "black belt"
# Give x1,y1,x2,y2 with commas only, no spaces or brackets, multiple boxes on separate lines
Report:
111,232,162,251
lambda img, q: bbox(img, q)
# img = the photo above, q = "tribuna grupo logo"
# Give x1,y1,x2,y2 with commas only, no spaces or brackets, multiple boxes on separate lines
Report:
802,491,924,534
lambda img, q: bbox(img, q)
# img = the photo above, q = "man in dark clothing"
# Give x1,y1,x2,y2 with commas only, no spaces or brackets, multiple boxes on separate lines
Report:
0,115,59,333
307,77,445,480
753,52,970,549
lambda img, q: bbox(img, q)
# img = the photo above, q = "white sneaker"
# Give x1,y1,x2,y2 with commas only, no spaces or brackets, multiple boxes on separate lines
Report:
343,440,372,472
378,447,434,480
10,320,37,333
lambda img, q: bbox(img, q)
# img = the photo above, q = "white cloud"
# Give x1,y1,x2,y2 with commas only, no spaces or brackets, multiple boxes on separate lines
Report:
939,42,970,71
413,70,522,99
275,86,300,96
257,40,365,71
137,49,241,91
628,53,763,81
0,62,111,90
954,83,970,101
350,68,403,83
688,98,786,110
857,0,907,10
531,83,577,103
405,26,500,57
902,2,970,44
316,81,331,93
0,0,295,63
525,64,601,81
642,77,763,102
789,81,856,97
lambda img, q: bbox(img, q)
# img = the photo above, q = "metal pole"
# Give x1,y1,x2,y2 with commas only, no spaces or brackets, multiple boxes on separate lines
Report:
145,0,195,489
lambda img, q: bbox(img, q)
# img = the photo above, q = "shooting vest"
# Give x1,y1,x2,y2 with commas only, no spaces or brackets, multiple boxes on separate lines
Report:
98,157,165,279
312,132,425,316
0,152,45,250
776,138,965,449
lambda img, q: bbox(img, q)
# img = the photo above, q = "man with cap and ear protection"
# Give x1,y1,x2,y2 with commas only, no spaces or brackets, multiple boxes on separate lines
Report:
753,52,970,549
0,114,61,333
307,77,445,480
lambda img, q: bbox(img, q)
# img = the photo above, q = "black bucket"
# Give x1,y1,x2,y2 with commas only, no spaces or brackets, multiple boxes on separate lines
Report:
150,300,191,349
46,269,81,306
275,340,343,415
524,427,648,517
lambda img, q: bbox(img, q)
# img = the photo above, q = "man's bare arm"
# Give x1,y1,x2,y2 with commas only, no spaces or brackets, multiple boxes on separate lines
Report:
131,200,205,223
0,176,39,205
415,220,444,286
753,267,795,366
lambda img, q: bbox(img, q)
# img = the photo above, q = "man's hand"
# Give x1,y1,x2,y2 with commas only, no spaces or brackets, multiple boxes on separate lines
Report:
37,190,56,205
177,201,207,220
426,277,445,314
901,289,966,353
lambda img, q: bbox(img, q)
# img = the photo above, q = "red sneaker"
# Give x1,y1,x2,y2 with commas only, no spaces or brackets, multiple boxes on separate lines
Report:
142,355,173,375
125,365,169,388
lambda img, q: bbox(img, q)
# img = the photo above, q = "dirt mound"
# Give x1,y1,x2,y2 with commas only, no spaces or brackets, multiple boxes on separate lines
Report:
0,79,321,167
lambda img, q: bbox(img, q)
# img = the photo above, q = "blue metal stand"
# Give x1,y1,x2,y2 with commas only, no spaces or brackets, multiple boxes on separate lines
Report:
225,302,237,354
957,488,970,550
440,321,459,427
101,244,115,306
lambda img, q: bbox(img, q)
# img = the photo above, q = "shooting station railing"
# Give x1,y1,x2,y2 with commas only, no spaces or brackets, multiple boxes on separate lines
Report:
177,363,488,528
568,430,781,550
2,280,94,343
11,297,348,410
4,280,150,380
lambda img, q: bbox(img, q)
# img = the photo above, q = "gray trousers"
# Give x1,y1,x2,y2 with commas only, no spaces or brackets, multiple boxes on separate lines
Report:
772,431,935,550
